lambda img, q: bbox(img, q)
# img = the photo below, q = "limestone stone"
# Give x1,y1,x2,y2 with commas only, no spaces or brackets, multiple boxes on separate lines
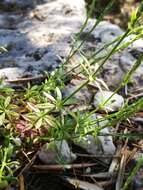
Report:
74,114,116,155
93,90,124,112
38,140,77,164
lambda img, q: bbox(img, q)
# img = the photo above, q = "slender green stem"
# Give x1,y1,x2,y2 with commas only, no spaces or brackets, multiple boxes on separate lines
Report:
68,0,97,51
92,29,130,78
62,79,89,105
62,29,130,105
63,0,115,66
0,148,8,180
122,156,143,190
100,53,143,109
65,25,143,77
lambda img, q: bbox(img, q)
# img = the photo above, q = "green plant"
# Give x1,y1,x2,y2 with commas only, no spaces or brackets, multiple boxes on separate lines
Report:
0,144,19,189
122,156,143,190
0,1,143,188
0,96,19,126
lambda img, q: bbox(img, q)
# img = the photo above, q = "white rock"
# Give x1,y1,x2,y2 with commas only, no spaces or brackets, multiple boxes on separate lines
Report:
93,90,124,112
91,114,116,155
98,127,116,155
63,78,92,106
84,20,123,44
0,67,25,80
74,114,116,155
74,135,102,155
38,140,76,164
91,113,108,127
0,0,86,80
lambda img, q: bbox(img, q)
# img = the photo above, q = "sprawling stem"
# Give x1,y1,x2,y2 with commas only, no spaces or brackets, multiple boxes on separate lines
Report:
63,0,115,66
62,29,130,105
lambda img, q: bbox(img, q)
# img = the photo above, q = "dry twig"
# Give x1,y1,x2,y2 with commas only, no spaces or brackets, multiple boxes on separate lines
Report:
33,163,97,170
19,175,25,190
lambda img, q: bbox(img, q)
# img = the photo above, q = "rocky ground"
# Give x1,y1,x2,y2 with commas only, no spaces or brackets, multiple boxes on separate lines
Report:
0,0,143,190
0,0,85,79
0,0,143,90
